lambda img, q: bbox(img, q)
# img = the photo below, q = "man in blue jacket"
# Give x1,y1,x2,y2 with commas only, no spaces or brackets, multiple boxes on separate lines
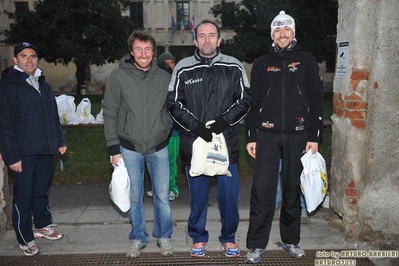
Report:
244,11,324,263
0,42,67,256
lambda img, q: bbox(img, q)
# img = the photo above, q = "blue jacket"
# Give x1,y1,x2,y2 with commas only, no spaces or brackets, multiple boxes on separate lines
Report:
0,67,66,165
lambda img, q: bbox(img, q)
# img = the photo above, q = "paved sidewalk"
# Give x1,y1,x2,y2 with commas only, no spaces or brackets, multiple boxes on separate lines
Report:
0,179,352,256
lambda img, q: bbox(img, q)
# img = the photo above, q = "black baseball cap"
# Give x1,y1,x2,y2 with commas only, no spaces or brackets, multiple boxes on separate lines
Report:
14,42,38,57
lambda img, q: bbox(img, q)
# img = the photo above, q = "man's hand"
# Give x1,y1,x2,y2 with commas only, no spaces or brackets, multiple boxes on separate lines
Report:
209,117,228,134
111,154,123,166
306,142,318,154
246,142,257,158
193,123,213,142
58,147,67,154
10,161,22,172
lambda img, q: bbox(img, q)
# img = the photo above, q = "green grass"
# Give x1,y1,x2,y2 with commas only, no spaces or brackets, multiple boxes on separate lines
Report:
52,94,112,184
50,92,333,184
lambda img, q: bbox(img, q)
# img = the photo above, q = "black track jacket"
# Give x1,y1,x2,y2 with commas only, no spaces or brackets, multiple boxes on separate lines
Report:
167,49,252,165
245,42,324,143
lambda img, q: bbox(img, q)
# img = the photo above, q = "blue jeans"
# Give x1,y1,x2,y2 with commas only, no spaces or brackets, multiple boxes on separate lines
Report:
275,159,307,210
185,163,240,245
121,146,173,243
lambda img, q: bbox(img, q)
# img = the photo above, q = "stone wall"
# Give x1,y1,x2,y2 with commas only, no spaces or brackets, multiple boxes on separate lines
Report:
331,0,399,244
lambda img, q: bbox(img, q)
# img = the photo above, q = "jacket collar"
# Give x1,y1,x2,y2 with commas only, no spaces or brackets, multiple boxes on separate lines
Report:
194,48,223,65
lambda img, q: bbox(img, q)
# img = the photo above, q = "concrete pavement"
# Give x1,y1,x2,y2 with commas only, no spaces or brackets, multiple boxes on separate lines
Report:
0,178,352,257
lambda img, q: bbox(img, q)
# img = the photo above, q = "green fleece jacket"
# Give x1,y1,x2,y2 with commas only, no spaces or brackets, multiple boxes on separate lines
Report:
103,54,173,155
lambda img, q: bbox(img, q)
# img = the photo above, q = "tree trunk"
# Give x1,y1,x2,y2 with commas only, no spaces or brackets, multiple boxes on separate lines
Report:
75,63,86,97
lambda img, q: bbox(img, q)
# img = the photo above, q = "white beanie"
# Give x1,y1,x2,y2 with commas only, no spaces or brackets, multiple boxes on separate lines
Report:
270,11,295,40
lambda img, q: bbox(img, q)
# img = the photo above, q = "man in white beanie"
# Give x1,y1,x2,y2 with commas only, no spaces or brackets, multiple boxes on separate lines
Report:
244,11,324,263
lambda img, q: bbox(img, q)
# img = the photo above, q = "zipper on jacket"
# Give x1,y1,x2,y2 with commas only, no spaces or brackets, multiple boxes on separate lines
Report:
258,87,272,115
282,60,286,131
297,86,310,115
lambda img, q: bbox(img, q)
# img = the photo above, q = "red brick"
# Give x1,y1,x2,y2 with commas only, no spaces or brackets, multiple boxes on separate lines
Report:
346,101,367,110
350,120,365,129
374,82,378,89
350,70,370,81
333,98,340,106
334,107,344,117
348,180,356,187
345,111,365,120
350,70,369,91
333,93,341,101
344,93,362,101
350,80,360,90
345,188,358,197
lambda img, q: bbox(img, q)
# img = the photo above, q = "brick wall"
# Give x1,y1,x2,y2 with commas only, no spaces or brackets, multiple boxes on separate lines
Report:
333,69,369,130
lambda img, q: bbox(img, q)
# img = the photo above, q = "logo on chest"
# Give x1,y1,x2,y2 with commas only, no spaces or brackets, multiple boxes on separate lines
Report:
288,62,300,72
266,66,281,72
261,121,275,128
185,78,203,85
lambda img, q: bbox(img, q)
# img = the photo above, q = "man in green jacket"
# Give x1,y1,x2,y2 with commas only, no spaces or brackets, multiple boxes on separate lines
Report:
103,31,174,258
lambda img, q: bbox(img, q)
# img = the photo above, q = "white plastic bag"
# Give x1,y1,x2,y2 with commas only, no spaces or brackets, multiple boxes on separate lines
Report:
73,98,96,124
190,121,231,177
300,150,328,213
55,94,76,125
95,100,104,124
109,158,131,212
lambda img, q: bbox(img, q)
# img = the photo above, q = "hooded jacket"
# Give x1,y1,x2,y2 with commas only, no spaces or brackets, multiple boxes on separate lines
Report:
167,49,252,165
103,54,173,155
245,42,324,143
0,67,66,165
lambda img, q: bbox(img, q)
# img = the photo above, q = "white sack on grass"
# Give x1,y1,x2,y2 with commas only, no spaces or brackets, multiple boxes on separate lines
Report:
55,94,76,125
73,98,96,124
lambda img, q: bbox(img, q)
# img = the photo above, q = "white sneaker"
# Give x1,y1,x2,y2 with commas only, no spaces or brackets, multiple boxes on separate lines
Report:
34,224,63,240
126,239,147,258
147,191,153,197
282,243,306,258
245,248,265,263
169,191,179,201
19,240,39,256
157,237,174,256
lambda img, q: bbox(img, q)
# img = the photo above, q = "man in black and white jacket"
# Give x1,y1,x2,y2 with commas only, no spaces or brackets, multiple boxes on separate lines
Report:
167,19,252,258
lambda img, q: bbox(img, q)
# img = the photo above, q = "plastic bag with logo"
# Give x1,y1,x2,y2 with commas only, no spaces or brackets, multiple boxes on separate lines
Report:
300,150,328,213
55,94,76,125
73,98,96,124
190,120,231,177
109,157,131,212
